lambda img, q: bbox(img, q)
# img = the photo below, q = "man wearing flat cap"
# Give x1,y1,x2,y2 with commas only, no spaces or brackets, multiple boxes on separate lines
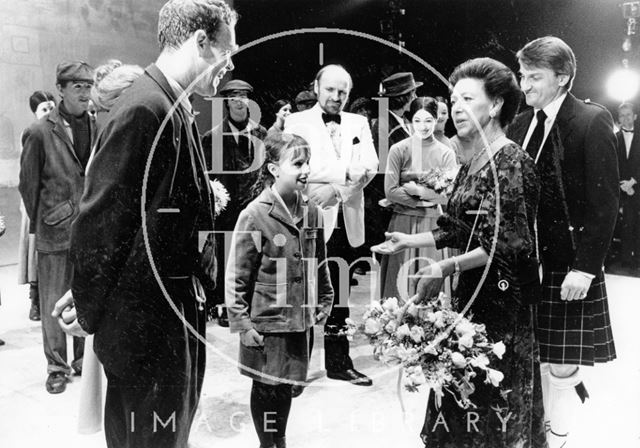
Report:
202,79,267,326
19,60,96,394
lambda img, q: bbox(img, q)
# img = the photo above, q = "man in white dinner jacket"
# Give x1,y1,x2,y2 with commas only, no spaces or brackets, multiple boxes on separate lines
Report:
285,64,378,386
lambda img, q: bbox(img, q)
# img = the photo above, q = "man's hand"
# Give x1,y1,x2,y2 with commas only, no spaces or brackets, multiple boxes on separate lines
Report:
315,311,328,326
309,184,339,208
52,290,89,337
240,328,264,347
560,271,593,301
346,165,367,184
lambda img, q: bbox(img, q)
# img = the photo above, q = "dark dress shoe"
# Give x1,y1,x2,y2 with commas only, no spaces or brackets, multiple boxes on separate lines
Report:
218,308,229,328
0,338,5,346
29,302,41,321
327,368,372,386
46,372,69,394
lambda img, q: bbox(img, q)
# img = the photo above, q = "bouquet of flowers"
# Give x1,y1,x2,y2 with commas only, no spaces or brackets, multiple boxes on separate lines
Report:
417,167,459,197
362,293,505,409
209,178,230,217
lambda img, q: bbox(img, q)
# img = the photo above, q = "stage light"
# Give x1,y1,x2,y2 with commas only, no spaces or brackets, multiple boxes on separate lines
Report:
606,65,640,102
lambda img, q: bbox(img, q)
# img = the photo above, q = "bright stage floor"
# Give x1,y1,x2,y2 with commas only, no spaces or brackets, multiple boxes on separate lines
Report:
0,265,638,448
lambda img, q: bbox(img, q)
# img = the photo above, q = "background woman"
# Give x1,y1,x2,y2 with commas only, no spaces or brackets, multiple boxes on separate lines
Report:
379,96,457,301
18,90,56,321
373,58,545,447
267,99,292,134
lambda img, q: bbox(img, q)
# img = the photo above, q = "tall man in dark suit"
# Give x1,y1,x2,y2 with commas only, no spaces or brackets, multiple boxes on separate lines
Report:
19,61,95,394
61,1,237,447
615,102,640,270
508,36,618,448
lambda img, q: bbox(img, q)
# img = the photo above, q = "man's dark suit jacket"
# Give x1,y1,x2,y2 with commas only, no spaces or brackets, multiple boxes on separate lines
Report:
71,64,215,379
507,93,619,276
616,128,640,205
19,107,96,251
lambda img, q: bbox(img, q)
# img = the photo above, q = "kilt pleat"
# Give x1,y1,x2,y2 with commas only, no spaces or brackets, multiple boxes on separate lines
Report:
537,270,616,365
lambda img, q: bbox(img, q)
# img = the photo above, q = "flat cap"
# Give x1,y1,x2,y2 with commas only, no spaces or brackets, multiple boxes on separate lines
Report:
219,79,254,95
295,90,317,104
56,61,95,84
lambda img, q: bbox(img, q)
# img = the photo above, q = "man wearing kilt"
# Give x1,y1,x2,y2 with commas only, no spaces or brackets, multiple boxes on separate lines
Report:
508,36,618,448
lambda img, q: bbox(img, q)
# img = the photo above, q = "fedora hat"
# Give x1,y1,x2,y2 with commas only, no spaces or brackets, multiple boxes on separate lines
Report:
378,72,423,97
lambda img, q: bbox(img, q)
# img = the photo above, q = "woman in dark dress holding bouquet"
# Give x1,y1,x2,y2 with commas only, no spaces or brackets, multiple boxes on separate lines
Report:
372,57,546,447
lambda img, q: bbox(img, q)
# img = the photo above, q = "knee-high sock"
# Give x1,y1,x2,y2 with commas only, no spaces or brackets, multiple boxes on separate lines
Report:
540,363,551,430
250,381,292,447
548,368,581,447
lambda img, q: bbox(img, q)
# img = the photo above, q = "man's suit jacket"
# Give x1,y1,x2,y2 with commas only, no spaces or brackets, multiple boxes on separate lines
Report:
507,93,619,275
284,104,378,247
616,129,640,204
71,64,215,379
19,107,96,252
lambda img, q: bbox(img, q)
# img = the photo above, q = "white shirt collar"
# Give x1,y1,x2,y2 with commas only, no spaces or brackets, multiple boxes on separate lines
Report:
537,91,568,124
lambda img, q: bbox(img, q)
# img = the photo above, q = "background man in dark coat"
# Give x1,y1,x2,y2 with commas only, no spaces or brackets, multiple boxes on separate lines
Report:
58,1,237,447
19,61,95,394
508,36,618,448
615,102,640,272
202,79,267,326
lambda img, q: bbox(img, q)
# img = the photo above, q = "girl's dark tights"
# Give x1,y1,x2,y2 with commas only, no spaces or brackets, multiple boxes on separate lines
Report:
250,380,292,447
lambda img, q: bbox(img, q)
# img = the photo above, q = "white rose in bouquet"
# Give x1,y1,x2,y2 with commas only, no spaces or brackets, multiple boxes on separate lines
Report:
385,320,398,334
396,324,411,339
492,341,506,359
450,351,467,369
486,368,504,387
364,318,382,335
382,297,399,313
410,325,425,343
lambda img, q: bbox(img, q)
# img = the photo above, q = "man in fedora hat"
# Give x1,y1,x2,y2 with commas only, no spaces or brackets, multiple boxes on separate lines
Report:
365,72,423,269
19,60,96,394
295,89,317,112
202,79,267,327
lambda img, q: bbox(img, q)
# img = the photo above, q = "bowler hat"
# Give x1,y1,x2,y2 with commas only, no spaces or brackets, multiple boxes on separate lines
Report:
56,61,94,84
378,72,423,97
219,79,254,96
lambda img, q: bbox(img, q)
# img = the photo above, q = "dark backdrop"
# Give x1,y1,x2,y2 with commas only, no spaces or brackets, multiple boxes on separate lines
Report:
194,0,637,130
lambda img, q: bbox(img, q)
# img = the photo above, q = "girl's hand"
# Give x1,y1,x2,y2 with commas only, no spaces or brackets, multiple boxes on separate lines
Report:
371,231,411,255
240,328,264,347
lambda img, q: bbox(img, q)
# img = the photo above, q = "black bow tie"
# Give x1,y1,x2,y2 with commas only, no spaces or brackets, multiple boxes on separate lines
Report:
322,113,341,125
622,128,634,133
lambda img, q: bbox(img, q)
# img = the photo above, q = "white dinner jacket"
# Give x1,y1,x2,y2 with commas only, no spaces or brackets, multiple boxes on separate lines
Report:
284,104,378,246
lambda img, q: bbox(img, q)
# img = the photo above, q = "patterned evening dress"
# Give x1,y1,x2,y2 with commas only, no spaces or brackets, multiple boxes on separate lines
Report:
420,140,547,448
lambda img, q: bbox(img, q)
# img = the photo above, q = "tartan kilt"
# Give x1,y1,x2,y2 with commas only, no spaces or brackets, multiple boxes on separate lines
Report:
537,270,616,365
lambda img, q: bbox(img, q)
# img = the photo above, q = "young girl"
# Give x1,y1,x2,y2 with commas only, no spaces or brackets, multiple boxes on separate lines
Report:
226,132,334,448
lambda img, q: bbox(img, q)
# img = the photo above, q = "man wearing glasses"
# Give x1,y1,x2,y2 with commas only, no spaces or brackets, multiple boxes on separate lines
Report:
19,60,96,394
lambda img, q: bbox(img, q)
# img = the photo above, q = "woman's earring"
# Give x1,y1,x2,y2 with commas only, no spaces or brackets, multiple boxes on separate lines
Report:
489,110,496,119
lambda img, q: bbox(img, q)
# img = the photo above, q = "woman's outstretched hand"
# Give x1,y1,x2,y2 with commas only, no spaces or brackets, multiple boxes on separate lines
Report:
371,231,411,255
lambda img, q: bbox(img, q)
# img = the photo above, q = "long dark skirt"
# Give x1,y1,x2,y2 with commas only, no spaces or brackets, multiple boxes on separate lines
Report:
421,272,547,448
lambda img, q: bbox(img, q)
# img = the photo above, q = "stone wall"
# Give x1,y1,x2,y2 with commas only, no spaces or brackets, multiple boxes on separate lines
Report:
0,0,165,186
